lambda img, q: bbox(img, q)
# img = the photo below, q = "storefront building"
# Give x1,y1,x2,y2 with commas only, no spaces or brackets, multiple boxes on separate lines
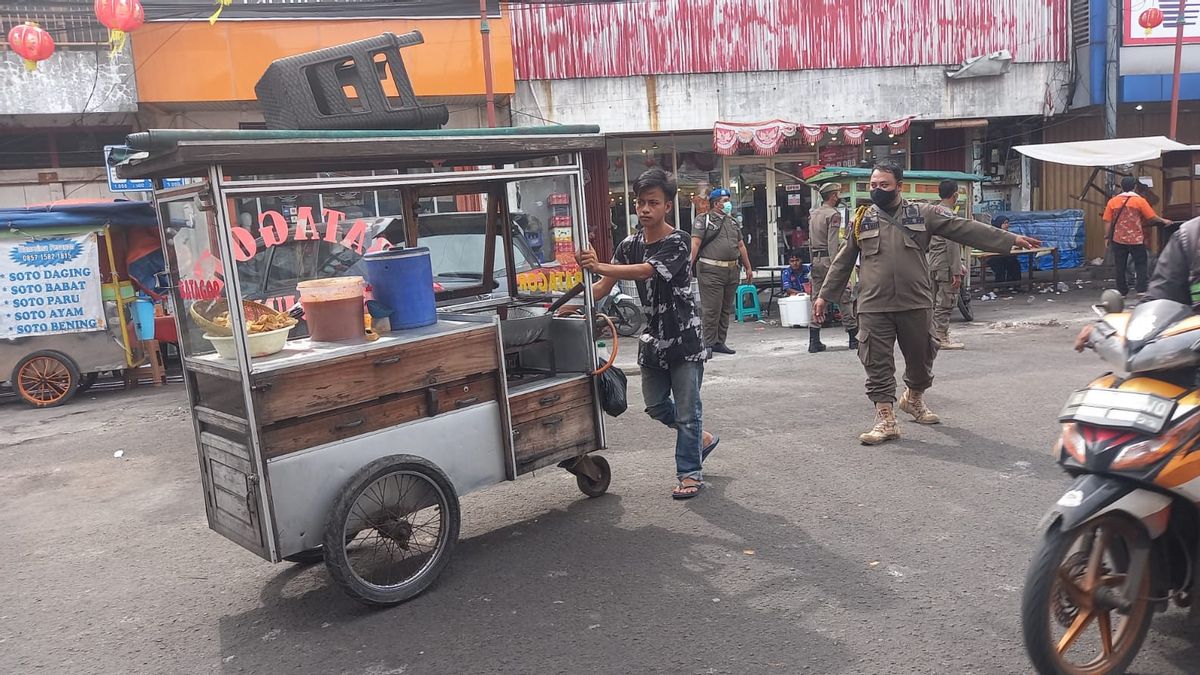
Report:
507,0,1073,267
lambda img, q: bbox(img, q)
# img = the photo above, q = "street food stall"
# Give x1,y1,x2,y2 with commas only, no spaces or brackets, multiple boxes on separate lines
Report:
0,201,168,407
116,126,616,606
1015,136,1200,254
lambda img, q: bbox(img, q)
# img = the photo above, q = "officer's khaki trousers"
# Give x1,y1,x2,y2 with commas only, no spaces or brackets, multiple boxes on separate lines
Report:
930,279,957,341
698,262,740,346
856,309,938,404
811,257,857,332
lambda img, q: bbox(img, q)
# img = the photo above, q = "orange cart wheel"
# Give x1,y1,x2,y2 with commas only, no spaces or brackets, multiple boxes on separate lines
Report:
12,351,81,408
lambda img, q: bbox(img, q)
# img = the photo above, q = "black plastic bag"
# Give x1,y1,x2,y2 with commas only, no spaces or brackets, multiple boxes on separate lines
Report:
596,364,628,417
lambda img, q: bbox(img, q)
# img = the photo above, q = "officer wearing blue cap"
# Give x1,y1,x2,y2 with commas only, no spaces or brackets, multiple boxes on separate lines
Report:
690,187,754,354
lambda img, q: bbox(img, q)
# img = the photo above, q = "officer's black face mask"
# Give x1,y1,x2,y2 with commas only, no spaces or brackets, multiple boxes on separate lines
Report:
870,188,897,207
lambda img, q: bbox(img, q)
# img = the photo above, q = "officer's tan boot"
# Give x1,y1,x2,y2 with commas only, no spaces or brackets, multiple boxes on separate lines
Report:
860,404,900,446
937,335,965,350
899,388,941,425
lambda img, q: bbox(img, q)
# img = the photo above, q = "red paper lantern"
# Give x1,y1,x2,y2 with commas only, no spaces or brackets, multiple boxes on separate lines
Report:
7,22,55,72
1139,7,1164,36
94,0,145,53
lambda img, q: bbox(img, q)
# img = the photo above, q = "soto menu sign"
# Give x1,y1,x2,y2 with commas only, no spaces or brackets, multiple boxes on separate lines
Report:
0,234,106,338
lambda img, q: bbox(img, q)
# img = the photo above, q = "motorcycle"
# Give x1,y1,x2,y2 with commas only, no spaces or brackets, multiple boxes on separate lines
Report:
595,285,644,338
1021,289,1200,675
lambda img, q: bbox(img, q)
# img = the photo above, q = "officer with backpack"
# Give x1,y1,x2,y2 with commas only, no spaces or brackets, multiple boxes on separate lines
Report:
813,161,1041,446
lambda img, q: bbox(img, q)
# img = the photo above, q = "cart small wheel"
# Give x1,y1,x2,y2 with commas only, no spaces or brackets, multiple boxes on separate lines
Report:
576,455,611,498
12,350,81,408
76,372,99,394
323,455,460,607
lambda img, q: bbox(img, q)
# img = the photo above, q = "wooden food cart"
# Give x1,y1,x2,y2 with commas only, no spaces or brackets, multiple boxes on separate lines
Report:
117,126,614,606
0,201,168,407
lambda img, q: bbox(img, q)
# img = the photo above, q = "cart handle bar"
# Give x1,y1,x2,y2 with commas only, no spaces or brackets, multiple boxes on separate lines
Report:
592,313,618,376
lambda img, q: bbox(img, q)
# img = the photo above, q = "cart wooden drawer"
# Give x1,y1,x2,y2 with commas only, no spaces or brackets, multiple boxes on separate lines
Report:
512,399,597,472
253,326,499,425
508,376,593,424
262,371,498,458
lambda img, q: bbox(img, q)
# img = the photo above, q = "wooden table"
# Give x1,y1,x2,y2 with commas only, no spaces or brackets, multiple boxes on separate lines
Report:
970,246,1059,294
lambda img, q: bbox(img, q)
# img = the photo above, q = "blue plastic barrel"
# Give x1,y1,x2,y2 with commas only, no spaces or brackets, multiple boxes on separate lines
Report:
364,247,437,330
131,294,156,341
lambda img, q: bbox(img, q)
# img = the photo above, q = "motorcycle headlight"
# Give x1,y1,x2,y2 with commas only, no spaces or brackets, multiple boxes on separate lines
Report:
1110,410,1200,470
1060,423,1086,463
1111,437,1172,470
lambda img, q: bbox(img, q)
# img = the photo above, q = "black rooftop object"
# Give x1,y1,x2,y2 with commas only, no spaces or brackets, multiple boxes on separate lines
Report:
254,31,450,131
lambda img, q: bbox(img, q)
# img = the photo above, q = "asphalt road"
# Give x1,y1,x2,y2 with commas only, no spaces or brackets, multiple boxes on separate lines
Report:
3,289,1198,674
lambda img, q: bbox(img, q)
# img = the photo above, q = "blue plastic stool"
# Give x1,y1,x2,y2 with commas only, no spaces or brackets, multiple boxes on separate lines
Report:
733,284,761,322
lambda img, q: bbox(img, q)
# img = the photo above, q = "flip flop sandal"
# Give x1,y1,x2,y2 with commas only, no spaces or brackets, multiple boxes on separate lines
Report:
672,479,704,500
701,434,721,462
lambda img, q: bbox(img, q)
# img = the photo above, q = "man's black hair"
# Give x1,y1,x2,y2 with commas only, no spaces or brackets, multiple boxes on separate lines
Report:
633,168,678,202
787,250,802,260
993,214,1010,226
938,179,959,200
872,160,904,183
1120,175,1138,192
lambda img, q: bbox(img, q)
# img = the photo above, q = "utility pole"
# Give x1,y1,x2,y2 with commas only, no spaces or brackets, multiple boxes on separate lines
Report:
1105,0,1120,143
1169,0,1190,139
479,0,498,128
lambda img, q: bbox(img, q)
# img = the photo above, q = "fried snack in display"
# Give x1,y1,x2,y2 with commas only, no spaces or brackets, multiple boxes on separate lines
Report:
210,309,295,333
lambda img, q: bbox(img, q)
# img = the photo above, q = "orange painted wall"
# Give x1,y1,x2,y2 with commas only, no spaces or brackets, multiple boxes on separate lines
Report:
131,19,515,104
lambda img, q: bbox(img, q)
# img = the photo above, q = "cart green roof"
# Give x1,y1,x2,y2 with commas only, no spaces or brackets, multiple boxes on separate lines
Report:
114,125,605,180
806,168,987,183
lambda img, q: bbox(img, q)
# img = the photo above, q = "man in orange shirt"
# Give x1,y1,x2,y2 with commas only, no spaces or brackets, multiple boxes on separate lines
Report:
1103,176,1170,298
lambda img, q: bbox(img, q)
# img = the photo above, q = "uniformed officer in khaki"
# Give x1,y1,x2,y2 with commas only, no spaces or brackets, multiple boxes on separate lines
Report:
807,182,857,353
691,188,754,355
928,179,966,350
813,162,1040,445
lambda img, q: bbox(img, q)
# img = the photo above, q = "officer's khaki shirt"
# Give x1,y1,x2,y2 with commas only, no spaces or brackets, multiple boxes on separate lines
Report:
808,205,843,255
820,200,1016,313
926,206,964,282
691,211,743,262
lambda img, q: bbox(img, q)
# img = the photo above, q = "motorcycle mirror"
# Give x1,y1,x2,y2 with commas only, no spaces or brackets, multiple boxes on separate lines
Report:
1099,289,1125,315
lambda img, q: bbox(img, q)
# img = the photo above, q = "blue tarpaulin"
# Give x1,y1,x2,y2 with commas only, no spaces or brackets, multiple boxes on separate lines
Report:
0,201,158,232
994,209,1085,271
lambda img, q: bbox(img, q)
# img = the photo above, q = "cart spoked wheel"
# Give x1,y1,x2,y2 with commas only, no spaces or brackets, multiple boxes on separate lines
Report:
323,455,460,606
565,454,611,498
13,351,81,408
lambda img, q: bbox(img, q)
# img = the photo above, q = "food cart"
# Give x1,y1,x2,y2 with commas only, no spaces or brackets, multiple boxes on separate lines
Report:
116,126,614,606
0,201,166,407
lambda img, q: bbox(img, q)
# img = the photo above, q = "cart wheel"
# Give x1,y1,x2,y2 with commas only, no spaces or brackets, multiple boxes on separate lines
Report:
77,372,99,394
323,455,460,607
575,455,611,498
12,350,81,408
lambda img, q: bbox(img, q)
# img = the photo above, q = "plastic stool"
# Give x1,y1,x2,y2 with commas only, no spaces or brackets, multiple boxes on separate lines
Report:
734,284,762,322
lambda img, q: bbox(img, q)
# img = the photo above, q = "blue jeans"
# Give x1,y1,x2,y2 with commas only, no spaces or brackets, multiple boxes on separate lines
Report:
641,360,705,481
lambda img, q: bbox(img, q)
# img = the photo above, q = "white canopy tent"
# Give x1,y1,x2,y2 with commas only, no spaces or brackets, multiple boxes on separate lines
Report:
1014,136,1193,167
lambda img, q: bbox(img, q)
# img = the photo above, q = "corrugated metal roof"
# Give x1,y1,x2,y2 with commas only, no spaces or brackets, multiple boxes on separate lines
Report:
510,0,1069,80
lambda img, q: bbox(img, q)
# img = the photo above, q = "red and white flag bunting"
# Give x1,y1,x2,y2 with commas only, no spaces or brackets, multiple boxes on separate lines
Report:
712,117,915,156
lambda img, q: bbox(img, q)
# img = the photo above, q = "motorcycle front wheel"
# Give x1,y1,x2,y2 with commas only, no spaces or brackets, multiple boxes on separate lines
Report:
1021,514,1154,675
